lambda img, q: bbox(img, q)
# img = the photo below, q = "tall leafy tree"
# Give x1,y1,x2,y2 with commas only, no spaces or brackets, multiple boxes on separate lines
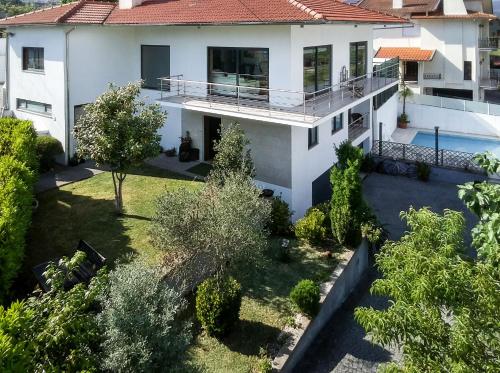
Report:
74,82,165,213
355,153,500,372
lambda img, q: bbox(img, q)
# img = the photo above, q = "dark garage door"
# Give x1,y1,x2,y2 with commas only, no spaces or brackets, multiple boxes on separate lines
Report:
312,167,333,206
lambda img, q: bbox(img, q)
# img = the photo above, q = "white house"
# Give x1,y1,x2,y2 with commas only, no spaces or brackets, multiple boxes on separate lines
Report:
360,0,496,101
0,0,404,218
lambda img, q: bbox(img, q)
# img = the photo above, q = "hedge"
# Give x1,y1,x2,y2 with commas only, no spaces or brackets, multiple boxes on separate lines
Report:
0,118,37,302
0,118,38,172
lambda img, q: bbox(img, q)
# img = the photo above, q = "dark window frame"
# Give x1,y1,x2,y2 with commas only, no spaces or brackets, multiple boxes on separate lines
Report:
332,113,343,134
141,45,171,90
303,45,332,94
349,41,368,78
22,47,44,72
464,61,472,81
207,46,270,101
308,126,319,149
16,98,52,116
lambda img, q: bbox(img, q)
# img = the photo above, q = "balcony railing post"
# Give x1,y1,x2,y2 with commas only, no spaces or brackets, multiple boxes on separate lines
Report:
160,79,163,100
237,85,240,112
208,83,212,108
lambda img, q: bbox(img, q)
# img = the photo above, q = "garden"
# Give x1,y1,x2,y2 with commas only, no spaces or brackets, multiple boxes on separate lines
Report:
2,83,383,373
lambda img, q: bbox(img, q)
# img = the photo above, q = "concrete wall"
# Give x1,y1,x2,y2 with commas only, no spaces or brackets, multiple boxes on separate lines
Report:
403,101,500,138
0,37,6,83
279,240,370,372
374,93,399,141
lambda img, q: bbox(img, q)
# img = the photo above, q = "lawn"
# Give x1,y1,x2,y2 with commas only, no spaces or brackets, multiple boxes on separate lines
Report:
18,164,340,371
187,162,213,177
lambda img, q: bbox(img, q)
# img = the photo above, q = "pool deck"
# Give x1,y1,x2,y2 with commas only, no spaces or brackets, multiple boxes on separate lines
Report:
390,128,418,144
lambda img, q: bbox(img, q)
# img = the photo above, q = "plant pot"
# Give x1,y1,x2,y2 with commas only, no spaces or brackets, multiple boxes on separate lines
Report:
398,120,408,129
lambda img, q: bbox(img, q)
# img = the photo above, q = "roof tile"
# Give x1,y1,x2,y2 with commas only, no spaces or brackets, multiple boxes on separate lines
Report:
375,47,435,61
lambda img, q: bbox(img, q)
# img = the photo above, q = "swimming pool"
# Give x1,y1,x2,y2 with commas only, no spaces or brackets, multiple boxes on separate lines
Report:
411,132,500,157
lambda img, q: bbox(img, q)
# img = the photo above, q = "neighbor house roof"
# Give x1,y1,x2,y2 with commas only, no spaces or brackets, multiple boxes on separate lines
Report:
375,46,435,61
359,0,440,17
0,0,407,26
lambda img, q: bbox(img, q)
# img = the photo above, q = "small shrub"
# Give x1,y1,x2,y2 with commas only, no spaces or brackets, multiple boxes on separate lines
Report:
417,162,431,182
196,276,242,337
290,279,321,317
36,136,63,172
335,140,363,169
295,208,328,244
269,196,293,236
267,238,291,262
0,118,38,172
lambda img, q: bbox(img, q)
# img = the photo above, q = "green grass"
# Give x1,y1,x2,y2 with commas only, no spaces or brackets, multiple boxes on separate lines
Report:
187,162,213,177
18,165,340,371
15,164,201,295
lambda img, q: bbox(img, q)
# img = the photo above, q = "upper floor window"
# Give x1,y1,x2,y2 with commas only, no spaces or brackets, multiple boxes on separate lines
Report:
350,42,367,78
17,98,52,116
22,47,44,72
464,61,472,81
303,45,332,94
332,113,343,134
141,45,170,90
308,126,319,149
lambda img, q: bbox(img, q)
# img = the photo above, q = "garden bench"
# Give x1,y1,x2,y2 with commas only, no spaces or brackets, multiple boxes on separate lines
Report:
32,240,106,292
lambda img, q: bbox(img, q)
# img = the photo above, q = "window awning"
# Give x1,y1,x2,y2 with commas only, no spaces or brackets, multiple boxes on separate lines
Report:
375,47,435,62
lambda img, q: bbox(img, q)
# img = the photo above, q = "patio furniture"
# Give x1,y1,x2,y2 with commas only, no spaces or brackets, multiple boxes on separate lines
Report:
32,240,106,292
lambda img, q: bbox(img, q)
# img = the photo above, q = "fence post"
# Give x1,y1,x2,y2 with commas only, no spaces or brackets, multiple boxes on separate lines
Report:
378,122,383,156
402,144,406,160
434,126,439,165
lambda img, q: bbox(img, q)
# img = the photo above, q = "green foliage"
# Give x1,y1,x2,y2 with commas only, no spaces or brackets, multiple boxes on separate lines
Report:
196,276,242,337
334,140,364,170
74,82,165,212
294,208,328,244
209,122,255,184
150,173,271,287
269,196,293,236
0,1,34,17
416,161,430,182
98,259,191,372
36,135,63,172
0,156,35,302
0,252,107,372
330,159,368,247
0,117,38,172
289,279,320,317
355,206,500,372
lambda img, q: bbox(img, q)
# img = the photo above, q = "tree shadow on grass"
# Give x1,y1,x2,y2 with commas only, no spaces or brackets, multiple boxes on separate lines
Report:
222,319,282,356
10,188,133,301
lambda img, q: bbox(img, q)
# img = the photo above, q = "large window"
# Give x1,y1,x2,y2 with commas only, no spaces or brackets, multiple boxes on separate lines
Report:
17,98,52,115
141,45,170,90
349,42,367,78
332,113,343,134
208,47,269,100
303,45,332,94
464,61,472,81
308,127,319,149
22,47,44,71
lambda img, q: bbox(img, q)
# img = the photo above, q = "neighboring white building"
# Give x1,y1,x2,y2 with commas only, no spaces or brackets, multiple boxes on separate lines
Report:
360,0,497,101
0,0,404,218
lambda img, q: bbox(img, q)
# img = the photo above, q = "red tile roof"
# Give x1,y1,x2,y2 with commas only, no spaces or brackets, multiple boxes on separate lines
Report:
375,47,435,61
0,0,406,26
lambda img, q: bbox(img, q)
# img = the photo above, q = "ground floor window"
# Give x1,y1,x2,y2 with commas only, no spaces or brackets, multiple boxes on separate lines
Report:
308,127,319,149
141,45,170,90
16,98,52,116
428,88,473,101
332,113,343,134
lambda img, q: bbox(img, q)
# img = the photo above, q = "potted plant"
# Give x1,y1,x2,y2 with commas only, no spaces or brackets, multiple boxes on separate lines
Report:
398,83,413,129
398,113,409,129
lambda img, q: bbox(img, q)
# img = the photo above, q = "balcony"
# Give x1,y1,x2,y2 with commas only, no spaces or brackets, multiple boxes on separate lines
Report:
348,112,370,141
479,37,499,50
480,71,500,88
157,59,399,126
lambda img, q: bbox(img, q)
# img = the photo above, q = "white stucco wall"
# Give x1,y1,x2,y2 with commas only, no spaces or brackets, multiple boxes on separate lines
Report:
373,93,398,141
0,37,6,83
404,102,500,138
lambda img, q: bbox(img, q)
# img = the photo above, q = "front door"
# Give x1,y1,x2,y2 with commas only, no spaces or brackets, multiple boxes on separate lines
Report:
204,116,221,161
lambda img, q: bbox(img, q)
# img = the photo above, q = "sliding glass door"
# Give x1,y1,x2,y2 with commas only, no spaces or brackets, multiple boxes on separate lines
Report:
208,47,269,100
349,41,367,78
303,45,332,95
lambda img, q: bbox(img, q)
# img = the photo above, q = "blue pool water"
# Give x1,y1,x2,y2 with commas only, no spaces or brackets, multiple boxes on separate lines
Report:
411,132,500,157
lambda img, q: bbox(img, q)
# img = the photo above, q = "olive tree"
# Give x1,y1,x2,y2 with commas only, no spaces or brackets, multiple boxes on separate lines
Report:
74,82,165,213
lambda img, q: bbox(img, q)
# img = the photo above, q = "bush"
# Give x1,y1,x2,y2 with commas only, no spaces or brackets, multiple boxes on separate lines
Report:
0,156,35,301
0,118,38,172
295,208,328,244
269,196,293,236
196,276,242,337
36,136,63,172
99,260,191,372
417,162,431,182
267,238,291,263
290,279,320,317
335,140,363,170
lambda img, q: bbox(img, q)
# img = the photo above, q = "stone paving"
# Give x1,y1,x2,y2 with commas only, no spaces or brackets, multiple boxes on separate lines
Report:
293,172,477,372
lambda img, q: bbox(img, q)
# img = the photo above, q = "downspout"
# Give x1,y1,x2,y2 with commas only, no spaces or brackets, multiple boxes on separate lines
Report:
64,26,76,164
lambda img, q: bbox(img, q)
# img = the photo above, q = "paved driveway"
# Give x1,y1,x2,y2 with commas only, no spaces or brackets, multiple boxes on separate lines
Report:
293,172,478,373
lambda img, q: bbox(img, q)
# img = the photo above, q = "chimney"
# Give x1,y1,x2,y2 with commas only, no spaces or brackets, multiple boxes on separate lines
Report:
119,0,143,9
393,0,403,9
